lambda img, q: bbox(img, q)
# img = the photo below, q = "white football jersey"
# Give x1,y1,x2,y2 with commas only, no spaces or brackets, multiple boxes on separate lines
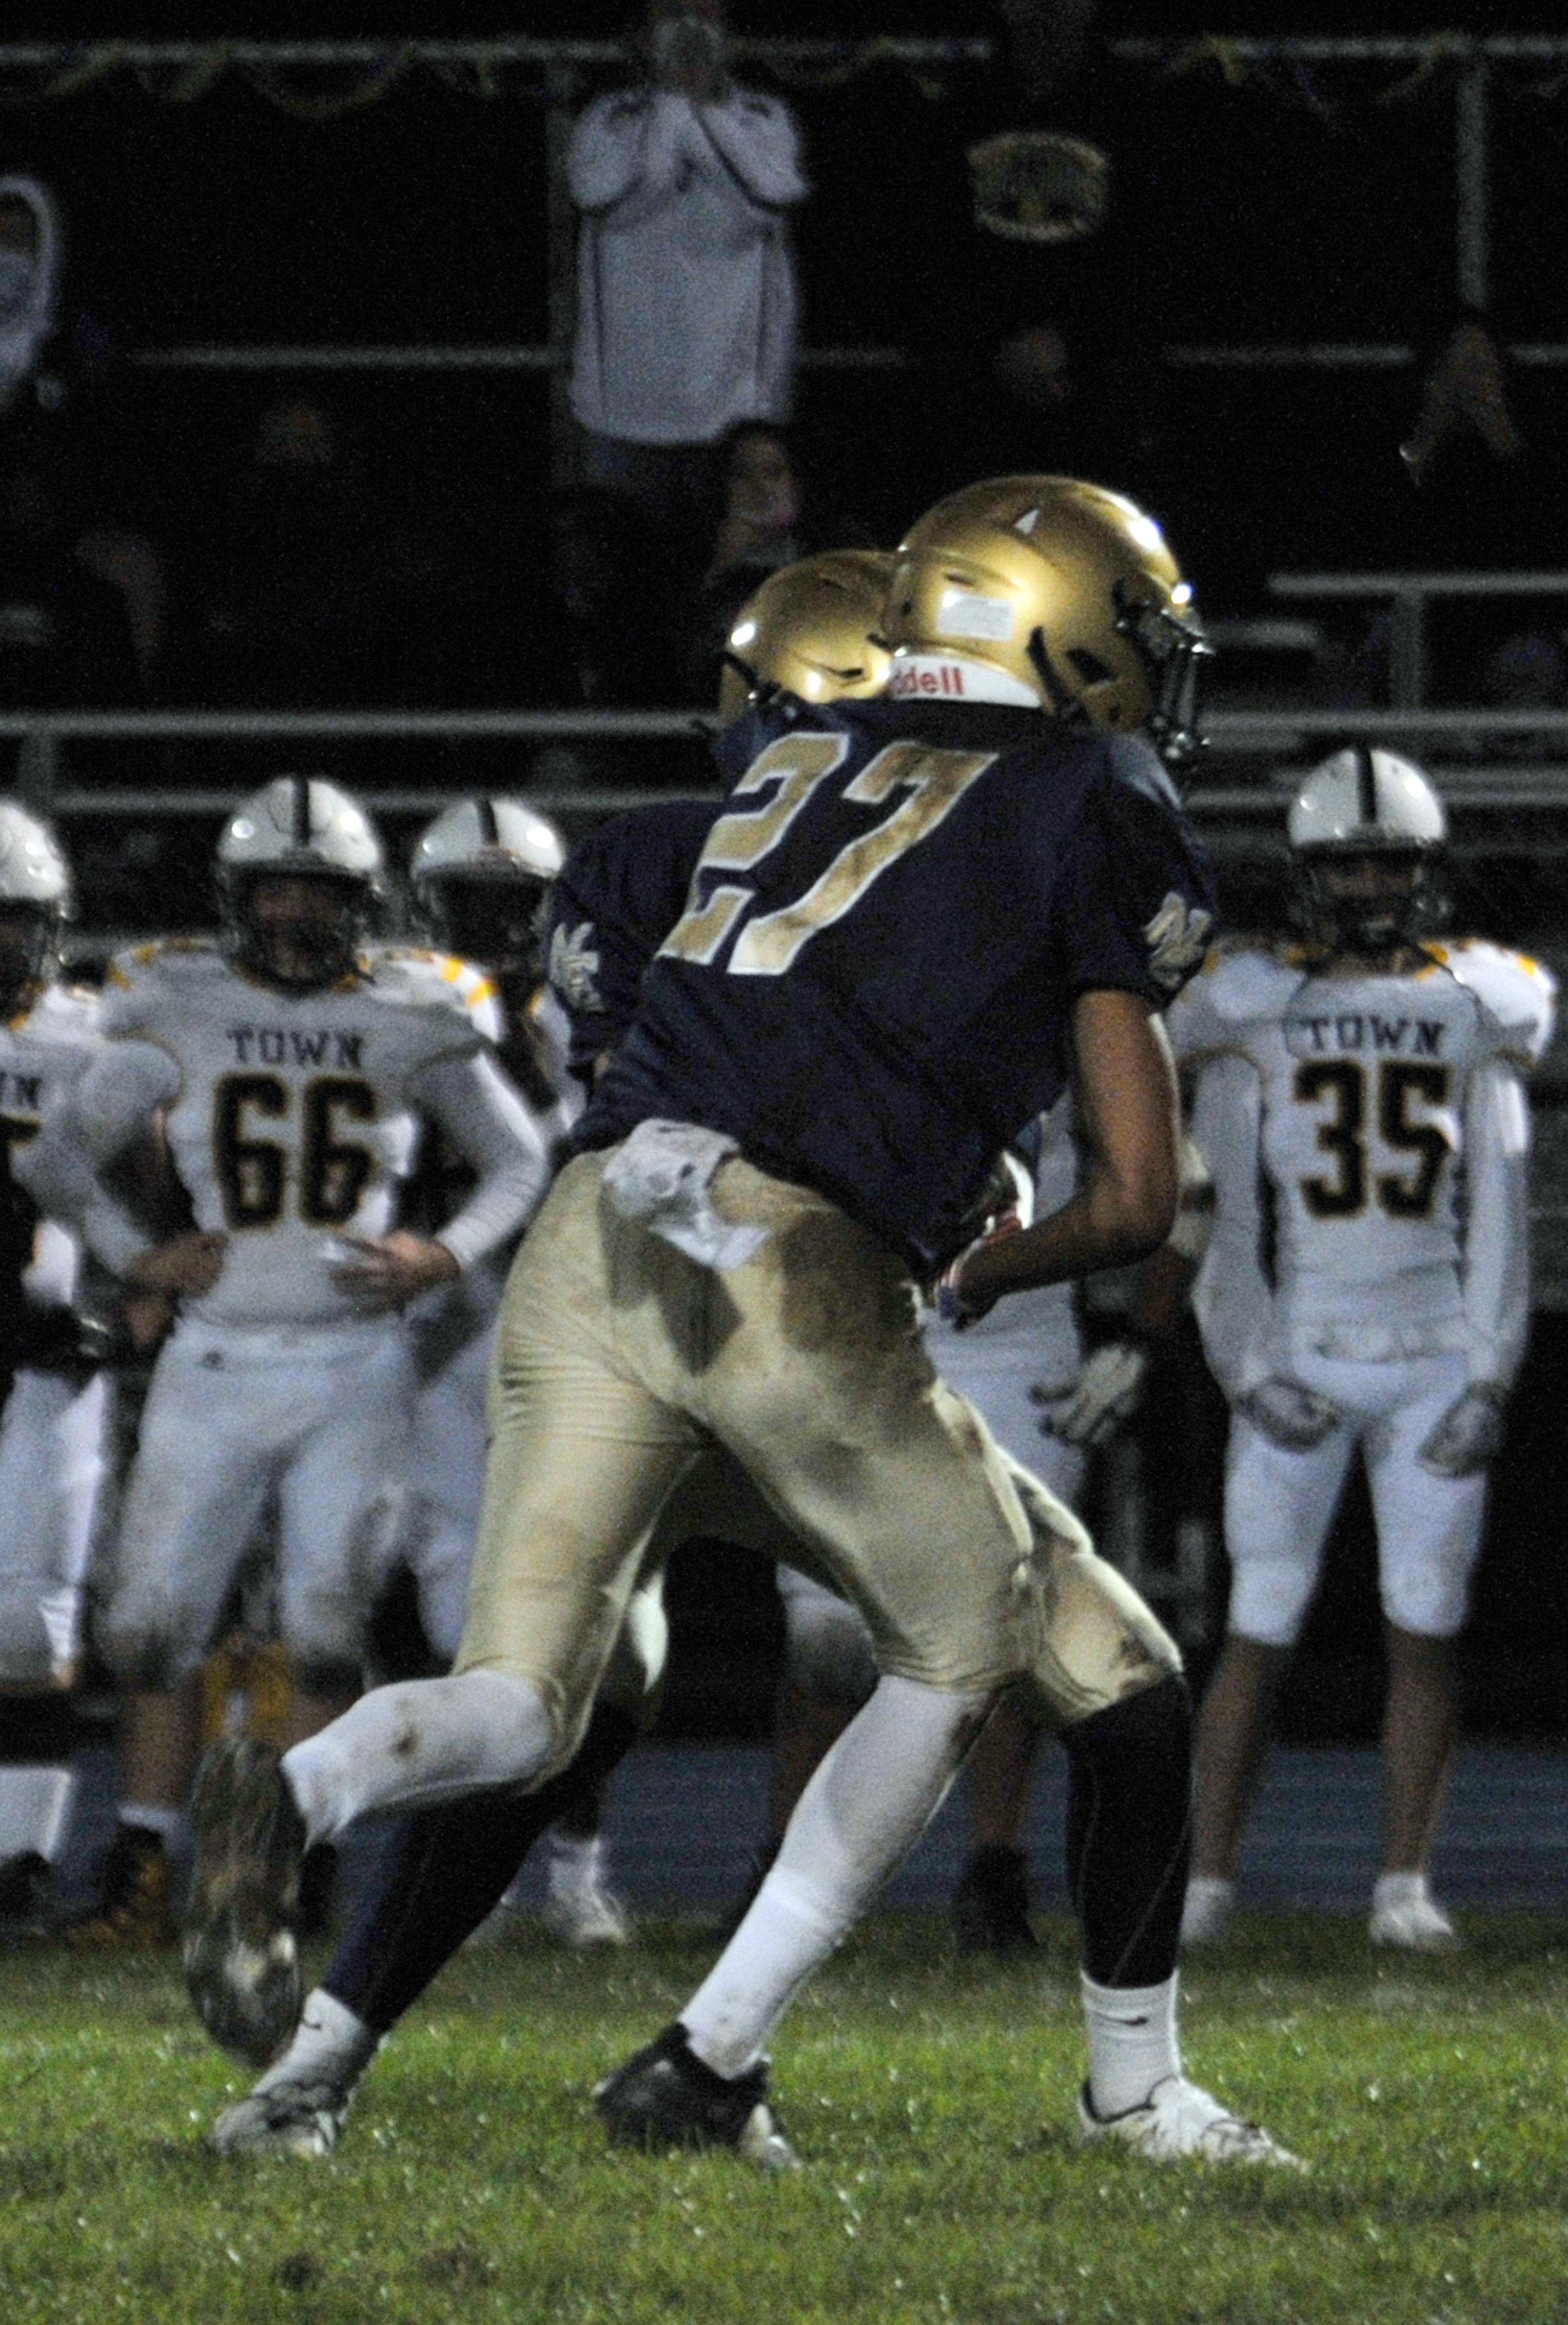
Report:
1169,935,1556,1382
86,939,536,1330
1,981,101,1311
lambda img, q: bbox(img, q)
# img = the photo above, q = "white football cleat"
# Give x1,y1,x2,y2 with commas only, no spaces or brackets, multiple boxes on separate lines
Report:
208,1988,379,2158
1369,1872,1460,1953
1078,2075,1303,2168
542,1833,630,1948
208,2074,353,2158
1179,1874,1235,1949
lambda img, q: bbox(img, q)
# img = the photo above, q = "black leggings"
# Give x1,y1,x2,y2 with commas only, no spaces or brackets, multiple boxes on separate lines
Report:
324,1700,640,2036
1060,1672,1192,1988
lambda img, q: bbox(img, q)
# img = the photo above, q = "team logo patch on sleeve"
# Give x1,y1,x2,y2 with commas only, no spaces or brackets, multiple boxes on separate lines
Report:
1143,893,1213,990
549,921,603,1015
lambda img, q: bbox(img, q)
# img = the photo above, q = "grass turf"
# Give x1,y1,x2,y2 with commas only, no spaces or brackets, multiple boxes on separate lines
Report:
0,1913,1563,2323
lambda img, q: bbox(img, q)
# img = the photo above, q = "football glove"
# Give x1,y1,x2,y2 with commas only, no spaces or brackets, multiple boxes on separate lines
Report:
1235,1375,1341,1452
1418,1384,1505,1479
1046,1339,1151,1448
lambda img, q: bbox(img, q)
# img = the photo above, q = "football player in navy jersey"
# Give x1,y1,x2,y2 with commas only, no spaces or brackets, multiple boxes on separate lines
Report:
199,555,903,2156
186,479,1299,2169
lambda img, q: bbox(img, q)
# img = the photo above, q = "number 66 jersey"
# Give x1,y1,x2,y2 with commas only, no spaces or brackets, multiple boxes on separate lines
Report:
16,934,552,1692
71,936,547,1330
1168,934,1558,1397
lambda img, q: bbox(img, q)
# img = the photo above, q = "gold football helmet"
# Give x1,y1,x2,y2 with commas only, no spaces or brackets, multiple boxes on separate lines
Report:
718,549,895,724
884,476,1211,770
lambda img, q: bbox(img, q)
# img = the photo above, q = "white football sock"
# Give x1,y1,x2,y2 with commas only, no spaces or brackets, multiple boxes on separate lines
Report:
1082,1972,1182,2119
253,1987,379,2096
283,1669,554,1844
547,1831,608,1898
682,1676,991,2079
1371,1870,1432,1911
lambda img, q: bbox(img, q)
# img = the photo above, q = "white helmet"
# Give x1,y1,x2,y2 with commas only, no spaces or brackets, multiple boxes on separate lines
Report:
1287,747,1446,853
0,798,71,1010
1288,747,1447,950
408,796,565,979
215,774,385,988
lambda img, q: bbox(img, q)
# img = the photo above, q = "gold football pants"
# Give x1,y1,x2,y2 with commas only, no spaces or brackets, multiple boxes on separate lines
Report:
456,1149,1179,1775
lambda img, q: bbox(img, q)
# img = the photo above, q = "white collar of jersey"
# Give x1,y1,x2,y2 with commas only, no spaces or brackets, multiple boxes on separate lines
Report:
883,653,1043,710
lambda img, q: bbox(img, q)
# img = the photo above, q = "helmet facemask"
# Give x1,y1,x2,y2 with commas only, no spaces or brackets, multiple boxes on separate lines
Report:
221,869,372,992
416,870,549,983
1286,747,1449,956
1293,845,1446,956
1114,583,1213,777
0,898,57,1015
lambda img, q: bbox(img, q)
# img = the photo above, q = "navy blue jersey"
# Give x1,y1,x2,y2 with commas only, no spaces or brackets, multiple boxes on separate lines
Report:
579,694,1215,1273
545,798,719,1088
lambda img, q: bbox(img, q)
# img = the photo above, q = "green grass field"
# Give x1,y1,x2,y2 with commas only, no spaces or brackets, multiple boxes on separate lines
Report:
1,1913,1565,2324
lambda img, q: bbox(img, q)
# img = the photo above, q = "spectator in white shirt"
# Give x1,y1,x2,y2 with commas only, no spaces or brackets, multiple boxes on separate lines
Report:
567,0,808,578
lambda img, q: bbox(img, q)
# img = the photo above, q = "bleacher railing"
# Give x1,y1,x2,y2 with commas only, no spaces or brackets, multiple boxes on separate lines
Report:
9,706,1568,828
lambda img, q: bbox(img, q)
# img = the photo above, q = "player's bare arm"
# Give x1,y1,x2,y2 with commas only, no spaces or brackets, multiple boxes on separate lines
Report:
947,988,1180,1320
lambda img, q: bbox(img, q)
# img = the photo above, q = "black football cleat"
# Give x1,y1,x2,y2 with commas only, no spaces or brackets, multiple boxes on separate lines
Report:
182,1737,308,2068
0,1849,61,1939
594,2023,798,2169
951,1843,1038,1956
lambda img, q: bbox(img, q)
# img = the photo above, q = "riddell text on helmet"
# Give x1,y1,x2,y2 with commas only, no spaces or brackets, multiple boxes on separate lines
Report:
889,662,970,698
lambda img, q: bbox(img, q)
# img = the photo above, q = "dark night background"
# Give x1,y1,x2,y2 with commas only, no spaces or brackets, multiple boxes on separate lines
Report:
2,9,1566,1741
7,7,1563,613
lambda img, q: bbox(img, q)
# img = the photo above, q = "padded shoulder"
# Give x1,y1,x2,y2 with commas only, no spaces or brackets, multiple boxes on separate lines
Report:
100,937,227,1033
1165,935,1298,1060
1428,937,1558,1066
23,981,101,1045
364,945,503,1049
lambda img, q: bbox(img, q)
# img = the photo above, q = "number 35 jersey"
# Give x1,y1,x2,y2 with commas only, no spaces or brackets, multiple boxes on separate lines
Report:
1168,935,1558,1384
83,939,541,1331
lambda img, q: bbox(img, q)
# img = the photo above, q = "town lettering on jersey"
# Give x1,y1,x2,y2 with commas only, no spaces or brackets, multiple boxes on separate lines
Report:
1289,1013,1443,1056
224,1026,366,1069
0,1068,42,1114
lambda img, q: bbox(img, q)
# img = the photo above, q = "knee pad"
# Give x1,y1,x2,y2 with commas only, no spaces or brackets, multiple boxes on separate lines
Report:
1379,1535,1478,1640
